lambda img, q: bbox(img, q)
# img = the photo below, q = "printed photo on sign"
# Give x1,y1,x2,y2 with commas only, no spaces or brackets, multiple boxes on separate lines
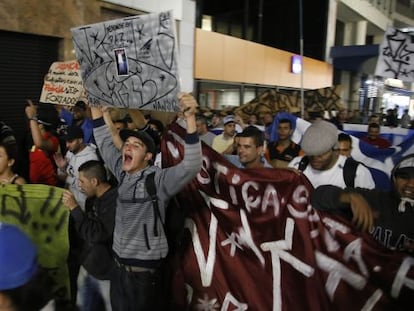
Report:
114,48,129,76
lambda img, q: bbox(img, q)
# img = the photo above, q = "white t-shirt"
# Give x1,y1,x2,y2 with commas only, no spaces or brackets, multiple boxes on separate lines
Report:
288,155,375,189
64,144,99,209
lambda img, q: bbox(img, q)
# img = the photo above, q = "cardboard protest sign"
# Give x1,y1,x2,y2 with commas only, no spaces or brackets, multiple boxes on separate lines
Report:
71,11,180,111
162,123,413,311
40,60,85,106
0,184,70,300
375,26,414,82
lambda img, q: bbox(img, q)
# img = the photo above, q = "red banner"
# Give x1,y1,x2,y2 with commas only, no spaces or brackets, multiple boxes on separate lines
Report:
162,123,413,311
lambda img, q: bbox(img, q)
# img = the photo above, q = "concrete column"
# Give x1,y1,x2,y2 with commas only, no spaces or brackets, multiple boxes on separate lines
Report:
350,74,362,111
324,0,338,61
355,20,367,45
340,71,352,109
343,22,354,45
178,0,196,92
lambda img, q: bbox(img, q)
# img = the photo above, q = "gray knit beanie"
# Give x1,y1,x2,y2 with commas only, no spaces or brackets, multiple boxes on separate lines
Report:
301,120,338,156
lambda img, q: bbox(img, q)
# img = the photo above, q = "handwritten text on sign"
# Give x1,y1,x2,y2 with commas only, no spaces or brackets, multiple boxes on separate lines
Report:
71,11,180,111
40,60,85,106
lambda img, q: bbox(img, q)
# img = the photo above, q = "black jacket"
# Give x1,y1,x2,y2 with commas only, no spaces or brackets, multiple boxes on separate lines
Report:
71,186,117,279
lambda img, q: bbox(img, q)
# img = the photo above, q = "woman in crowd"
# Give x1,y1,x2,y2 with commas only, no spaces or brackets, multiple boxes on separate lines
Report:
0,143,26,185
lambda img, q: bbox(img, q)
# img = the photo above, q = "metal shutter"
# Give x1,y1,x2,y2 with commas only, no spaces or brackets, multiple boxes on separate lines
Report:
0,30,59,142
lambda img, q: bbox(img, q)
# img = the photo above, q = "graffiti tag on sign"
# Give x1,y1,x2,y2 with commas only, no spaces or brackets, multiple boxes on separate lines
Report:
71,11,180,111
40,60,86,106
375,26,414,82
0,184,70,300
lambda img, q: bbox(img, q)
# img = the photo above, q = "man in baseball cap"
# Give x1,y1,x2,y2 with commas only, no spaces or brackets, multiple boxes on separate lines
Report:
212,115,236,154
289,120,375,189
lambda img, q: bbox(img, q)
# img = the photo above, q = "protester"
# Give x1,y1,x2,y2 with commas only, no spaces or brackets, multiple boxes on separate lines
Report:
311,154,414,254
0,223,54,311
337,133,391,190
261,111,274,141
54,125,99,210
25,100,60,186
113,119,127,131
89,92,202,310
330,108,348,130
337,132,353,158
0,142,26,185
400,108,411,128
248,113,260,126
384,108,398,127
266,118,304,168
0,121,17,145
61,101,95,144
360,122,392,149
225,126,272,168
196,116,216,146
212,115,236,154
289,120,375,189
62,160,117,311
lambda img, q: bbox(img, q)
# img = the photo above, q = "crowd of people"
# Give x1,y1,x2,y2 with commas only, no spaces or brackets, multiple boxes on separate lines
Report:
0,97,413,310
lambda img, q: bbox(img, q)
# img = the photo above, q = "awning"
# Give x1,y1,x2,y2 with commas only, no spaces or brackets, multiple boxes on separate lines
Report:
330,44,379,72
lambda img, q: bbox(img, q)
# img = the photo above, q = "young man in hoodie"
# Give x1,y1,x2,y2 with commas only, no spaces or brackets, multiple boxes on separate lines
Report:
311,154,414,254
90,92,202,310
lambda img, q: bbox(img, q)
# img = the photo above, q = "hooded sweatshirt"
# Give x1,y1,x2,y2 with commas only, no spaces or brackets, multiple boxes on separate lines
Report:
311,154,414,254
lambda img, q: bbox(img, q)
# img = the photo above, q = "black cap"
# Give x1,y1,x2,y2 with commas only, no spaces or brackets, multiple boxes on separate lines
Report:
64,125,84,141
74,101,86,111
119,129,156,155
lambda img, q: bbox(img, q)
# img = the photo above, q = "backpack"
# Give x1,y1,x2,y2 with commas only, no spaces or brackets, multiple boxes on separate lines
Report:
298,156,360,188
145,172,187,252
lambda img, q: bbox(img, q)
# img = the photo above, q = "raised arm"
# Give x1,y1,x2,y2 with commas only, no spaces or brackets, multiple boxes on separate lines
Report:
127,108,147,130
102,107,123,150
178,92,197,134
25,100,55,152
311,185,374,232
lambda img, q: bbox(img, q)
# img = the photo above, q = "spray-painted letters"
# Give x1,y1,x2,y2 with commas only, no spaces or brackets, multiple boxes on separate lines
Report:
40,60,85,106
375,26,414,82
0,184,70,301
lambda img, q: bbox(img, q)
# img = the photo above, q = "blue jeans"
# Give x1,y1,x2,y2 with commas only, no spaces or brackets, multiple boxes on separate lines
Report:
78,267,112,311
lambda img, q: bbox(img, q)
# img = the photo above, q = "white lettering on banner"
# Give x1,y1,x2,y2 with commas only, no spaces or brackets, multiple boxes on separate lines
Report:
238,209,265,265
221,232,243,257
221,292,248,311
361,289,383,311
286,203,309,219
199,190,229,210
321,217,351,253
343,238,369,277
261,218,315,311
308,205,321,222
315,250,366,300
186,216,218,287
391,256,414,298
292,184,309,204
262,184,280,216
197,156,212,185
242,181,261,213
230,174,241,205
213,162,229,195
